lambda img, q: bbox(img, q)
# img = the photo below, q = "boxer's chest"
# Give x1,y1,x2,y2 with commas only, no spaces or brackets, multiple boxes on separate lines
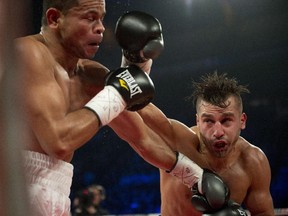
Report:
193,151,250,203
205,161,249,203
54,65,89,112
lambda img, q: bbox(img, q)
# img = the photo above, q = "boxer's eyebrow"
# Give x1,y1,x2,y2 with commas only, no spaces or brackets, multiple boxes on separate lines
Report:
200,113,213,118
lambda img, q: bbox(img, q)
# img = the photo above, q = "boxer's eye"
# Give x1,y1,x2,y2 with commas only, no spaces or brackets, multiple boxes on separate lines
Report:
204,118,213,123
87,16,95,21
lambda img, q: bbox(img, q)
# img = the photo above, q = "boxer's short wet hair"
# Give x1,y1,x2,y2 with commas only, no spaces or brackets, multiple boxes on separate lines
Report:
41,0,79,26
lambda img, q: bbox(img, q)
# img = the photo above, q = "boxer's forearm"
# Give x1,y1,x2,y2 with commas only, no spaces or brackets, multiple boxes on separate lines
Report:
109,111,144,144
109,111,177,171
137,103,177,149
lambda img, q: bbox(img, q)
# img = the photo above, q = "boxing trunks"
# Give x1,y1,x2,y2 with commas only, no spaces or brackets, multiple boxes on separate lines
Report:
23,150,73,216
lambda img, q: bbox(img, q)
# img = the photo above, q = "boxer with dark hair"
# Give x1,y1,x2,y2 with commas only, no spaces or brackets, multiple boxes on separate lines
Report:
111,72,274,215
15,0,156,215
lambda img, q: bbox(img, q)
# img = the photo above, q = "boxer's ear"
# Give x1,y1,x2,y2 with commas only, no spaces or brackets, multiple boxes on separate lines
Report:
46,8,62,28
240,113,247,129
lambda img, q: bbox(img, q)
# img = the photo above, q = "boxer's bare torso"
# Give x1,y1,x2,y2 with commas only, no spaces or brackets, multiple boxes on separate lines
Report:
15,34,108,162
160,128,259,215
137,102,274,215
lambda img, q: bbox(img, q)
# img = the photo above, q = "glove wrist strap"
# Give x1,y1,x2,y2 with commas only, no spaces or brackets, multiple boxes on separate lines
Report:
84,86,126,126
168,152,203,188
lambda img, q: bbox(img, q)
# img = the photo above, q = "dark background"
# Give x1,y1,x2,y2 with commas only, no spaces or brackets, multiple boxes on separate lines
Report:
30,0,288,214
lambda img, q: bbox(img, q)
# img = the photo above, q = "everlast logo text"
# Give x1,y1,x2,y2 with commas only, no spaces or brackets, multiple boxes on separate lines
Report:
116,69,143,98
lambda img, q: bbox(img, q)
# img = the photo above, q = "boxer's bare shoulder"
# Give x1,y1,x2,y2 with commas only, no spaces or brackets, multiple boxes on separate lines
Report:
238,137,270,177
238,137,268,168
15,34,59,83
15,34,51,59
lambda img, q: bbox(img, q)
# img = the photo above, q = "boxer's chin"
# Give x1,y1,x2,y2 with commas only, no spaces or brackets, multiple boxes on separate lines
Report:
214,150,228,158
86,47,98,59
212,142,229,158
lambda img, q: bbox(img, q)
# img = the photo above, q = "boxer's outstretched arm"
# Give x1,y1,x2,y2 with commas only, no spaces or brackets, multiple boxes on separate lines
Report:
109,101,198,172
109,110,177,171
110,105,230,211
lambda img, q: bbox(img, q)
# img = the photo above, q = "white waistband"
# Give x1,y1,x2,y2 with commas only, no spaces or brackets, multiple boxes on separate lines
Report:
22,150,74,196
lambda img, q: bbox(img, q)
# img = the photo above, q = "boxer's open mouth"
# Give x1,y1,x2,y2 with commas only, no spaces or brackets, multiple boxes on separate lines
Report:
214,141,226,149
89,43,99,46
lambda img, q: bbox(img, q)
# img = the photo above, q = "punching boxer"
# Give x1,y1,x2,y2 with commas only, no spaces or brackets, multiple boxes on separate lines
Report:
15,1,229,215
111,72,275,215
108,12,274,215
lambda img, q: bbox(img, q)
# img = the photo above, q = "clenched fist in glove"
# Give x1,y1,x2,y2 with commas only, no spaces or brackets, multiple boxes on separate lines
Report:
167,153,230,212
115,11,164,73
85,65,154,125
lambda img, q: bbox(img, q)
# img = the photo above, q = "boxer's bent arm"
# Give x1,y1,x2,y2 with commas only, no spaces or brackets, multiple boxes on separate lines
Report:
244,147,274,215
109,111,177,171
16,38,101,159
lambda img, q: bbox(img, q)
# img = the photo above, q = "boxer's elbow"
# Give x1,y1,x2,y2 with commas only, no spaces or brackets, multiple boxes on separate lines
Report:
51,145,71,160
43,141,71,160
33,121,78,159
41,134,74,160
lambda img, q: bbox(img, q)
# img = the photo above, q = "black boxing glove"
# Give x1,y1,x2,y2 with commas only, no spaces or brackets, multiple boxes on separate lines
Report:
105,65,155,111
85,65,155,125
206,200,248,216
191,169,230,213
115,10,164,63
